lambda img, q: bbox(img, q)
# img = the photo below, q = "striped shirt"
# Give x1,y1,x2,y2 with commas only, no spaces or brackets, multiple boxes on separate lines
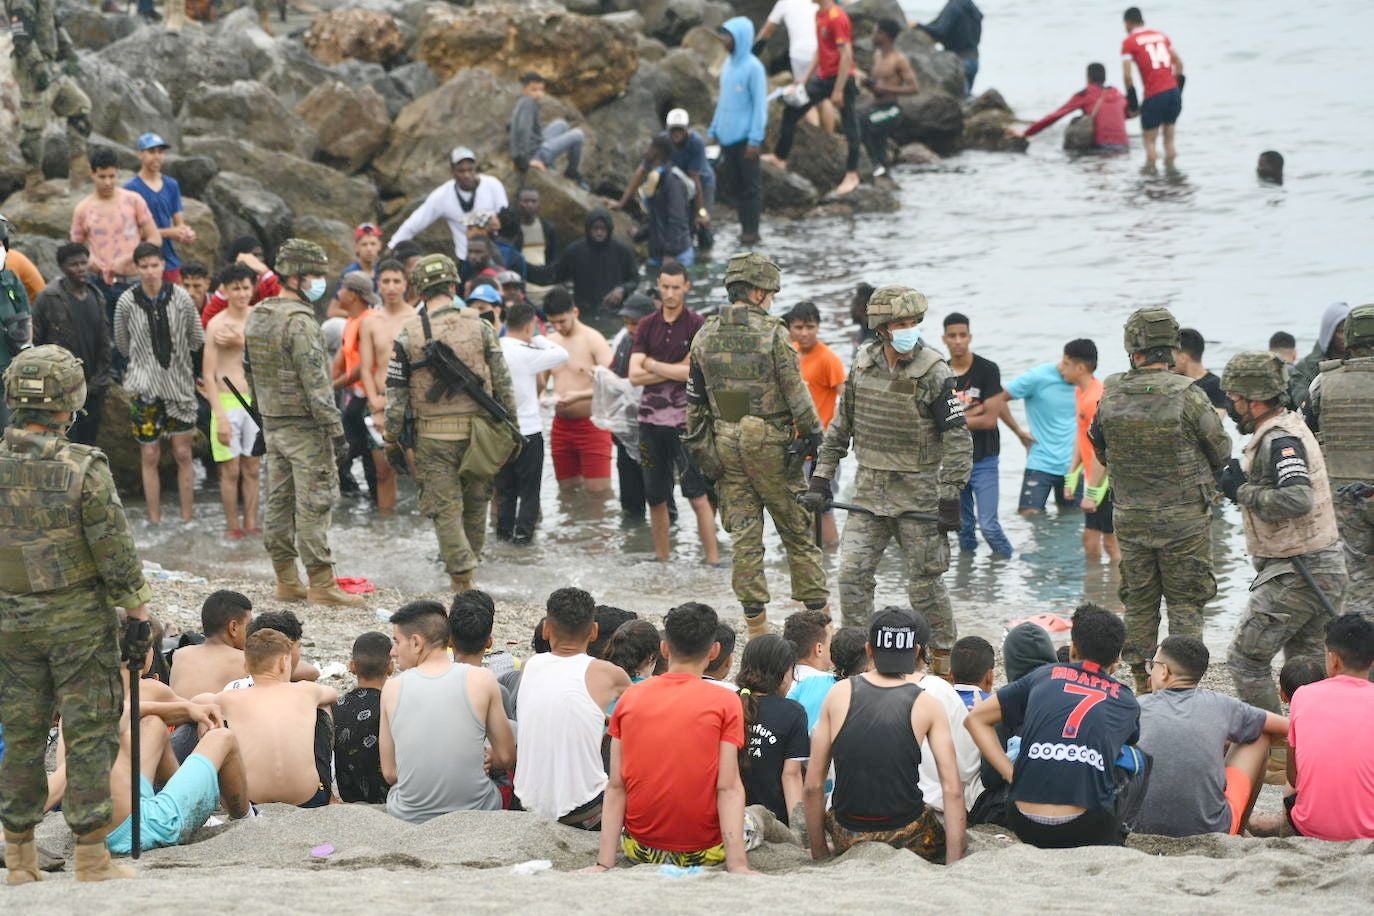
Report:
113,283,204,423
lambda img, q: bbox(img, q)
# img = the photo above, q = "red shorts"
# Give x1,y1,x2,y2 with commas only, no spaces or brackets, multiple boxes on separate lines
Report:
551,415,612,481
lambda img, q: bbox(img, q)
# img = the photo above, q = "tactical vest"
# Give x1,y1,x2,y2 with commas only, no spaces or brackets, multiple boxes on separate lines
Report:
402,306,491,422
1240,411,1338,559
0,432,99,593
243,297,323,420
698,304,791,423
1096,370,1215,511
851,343,943,473
1315,357,1374,480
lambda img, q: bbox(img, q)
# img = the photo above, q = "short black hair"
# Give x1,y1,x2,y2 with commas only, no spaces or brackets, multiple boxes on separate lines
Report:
1070,602,1126,667
249,609,303,643
449,596,495,655
1178,327,1205,361
391,240,423,262
786,301,821,325
1325,613,1374,671
505,302,538,331
706,622,736,677
1257,150,1285,182
201,590,252,636
589,606,637,659
531,619,551,653
351,631,393,680
943,311,970,330
1278,655,1325,700
876,18,902,39
1268,330,1296,350
1056,644,1072,663
521,71,544,85
219,263,256,287
1087,62,1107,85
1064,338,1098,370
783,609,832,662
1157,635,1209,681
950,635,995,685
546,587,596,638
648,135,674,163
377,257,407,277
56,242,89,266
226,235,262,259
133,242,164,265
542,285,575,316
605,619,661,677
1124,7,1144,26
180,260,209,279
663,601,719,661
658,260,688,280
89,147,118,171
390,600,448,646
829,626,870,679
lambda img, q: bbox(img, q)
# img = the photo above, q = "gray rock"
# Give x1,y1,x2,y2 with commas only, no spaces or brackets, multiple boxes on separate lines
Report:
162,155,221,200
893,91,964,156
12,235,62,283
814,183,900,215
260,41,344,110
0,139,25,202
963,108,1026,153
896,29,967,100
181,82,318,160
759,162,819,211
73,52,180,150
42,133,137,179
845,0,908,35
290,215,357,273
296,82,391,174
58,2,142,51
896,141,941,165
968,88,1014,117
640,0,730,47
202,172,294,255
96,23,269,111
346,60,440,120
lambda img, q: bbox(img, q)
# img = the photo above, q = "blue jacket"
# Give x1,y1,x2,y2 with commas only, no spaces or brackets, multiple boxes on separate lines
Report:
708,17,768,148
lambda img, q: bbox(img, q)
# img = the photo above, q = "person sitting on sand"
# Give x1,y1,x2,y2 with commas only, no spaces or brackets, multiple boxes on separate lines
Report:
703,624,738,690
334,632,395,805
966,603,1141,848
514,588,630,829
605,620,664,683
829,626,870,680
170,590,254,703
951,636,996,710
193,630,339,808
1278,656,1325,705
593,602,755,874
805,608,968,864
223,610,322,690
736,635,808,825
380,601,515,823
589,606,638,660
449,590,515,719
1134,636,1287,837
902,609,984,816
784,610,835,731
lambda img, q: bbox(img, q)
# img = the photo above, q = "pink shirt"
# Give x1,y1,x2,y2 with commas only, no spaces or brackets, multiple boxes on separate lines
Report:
70,190,155,283
1289,675,1374,840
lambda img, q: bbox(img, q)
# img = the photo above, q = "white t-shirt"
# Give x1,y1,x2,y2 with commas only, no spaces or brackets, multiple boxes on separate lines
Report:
389,174,509,262
915,673,984,814
500,335,569,435
768,0,819,56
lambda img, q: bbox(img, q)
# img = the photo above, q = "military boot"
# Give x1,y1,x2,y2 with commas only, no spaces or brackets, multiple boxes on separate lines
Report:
4,830,41,885
450,571,474,593
1265,737,1289,787
273,561,308,601
307,567,365,607
1133,668,1152,696
73,828,135,882
930,649,954,683
68,154,91,194
744,606,769,640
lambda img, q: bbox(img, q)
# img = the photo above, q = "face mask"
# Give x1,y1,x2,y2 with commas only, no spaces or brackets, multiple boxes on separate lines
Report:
304,278,327,302
889,327,922,353
1226,399,1255,434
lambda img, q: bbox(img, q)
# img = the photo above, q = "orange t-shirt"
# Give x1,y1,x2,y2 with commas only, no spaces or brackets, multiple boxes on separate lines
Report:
342,312,366,396
5,250,45,302
1076,376,1104,474
795,340,846,429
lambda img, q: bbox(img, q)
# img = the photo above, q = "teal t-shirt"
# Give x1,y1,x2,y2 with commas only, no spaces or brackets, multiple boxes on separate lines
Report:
1006,362,1077,475
787,672,838,733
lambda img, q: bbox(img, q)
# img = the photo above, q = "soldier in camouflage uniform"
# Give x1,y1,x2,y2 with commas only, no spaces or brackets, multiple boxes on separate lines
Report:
5,0,92,194
801,286,972,675
385,255,516,592
1089,307,1231,693
1303,303,1374,618
0,346,151,884
1218,351,1347,712
686,253,828,640
243,239,362,608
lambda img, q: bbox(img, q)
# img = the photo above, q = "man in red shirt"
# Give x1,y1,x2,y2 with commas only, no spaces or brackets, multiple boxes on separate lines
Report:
1120,7,1185,166
593,602,754,873
1018,63,1129,152
766,0,861,196
201,236,281,327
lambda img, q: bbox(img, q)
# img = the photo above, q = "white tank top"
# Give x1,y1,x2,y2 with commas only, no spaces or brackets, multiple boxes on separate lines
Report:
513,653,608,819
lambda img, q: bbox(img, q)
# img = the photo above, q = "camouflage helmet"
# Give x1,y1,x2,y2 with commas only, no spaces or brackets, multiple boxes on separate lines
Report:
1345,303,1374,351
723,252,781,293
1123,306,1180,354
274,238,329,277
3,345,87,413
1221,351,1286,401
866,286,929,330
410,253,460,296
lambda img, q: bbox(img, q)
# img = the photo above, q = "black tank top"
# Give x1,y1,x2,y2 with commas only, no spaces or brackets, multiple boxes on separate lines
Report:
831,676,925,832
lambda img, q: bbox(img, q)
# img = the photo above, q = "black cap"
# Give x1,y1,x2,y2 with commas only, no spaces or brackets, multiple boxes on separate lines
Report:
868,607,929,676
619,292,655,320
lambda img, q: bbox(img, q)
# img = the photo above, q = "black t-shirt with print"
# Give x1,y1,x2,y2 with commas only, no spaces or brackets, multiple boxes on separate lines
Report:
950,353,1003,463
741,694,811,823
333,687,388,804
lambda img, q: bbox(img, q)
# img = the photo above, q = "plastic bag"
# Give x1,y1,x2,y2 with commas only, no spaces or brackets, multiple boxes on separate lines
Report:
591,366,642,459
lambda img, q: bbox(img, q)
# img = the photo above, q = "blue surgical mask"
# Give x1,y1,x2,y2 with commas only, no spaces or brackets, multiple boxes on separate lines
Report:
304,278,327,302
889,327,922,353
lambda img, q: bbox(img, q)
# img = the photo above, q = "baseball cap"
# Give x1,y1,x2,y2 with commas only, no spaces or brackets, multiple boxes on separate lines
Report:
619,292,655,320
354,223,382,240
339,271,379,306
868,607,928,676
450,145,477,165
468,285,503,305
495,270,523,287
665,108,690,129
136,132,170,152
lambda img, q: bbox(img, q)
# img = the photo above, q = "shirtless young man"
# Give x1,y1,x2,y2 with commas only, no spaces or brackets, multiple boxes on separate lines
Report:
202,264,261,537
193,630,339,807
170,590,254,701
543,287,613,493
859,19,920,177
358,259,415,511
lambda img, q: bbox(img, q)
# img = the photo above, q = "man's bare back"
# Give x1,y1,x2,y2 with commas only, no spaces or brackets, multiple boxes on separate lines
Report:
549,323,611,420
170,641,247,700
203,680,336,805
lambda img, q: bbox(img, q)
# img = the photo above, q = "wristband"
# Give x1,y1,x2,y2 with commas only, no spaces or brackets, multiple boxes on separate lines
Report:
1064,466,1083,493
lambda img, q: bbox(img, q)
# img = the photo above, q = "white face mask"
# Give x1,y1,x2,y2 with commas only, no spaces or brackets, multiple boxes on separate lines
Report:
304,278,327,302
889,327,922,353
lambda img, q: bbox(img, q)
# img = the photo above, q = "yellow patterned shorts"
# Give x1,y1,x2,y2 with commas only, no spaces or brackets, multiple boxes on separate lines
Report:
621,833,726,867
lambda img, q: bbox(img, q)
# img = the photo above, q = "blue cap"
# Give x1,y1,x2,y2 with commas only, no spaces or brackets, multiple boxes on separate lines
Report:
136,132,170,152
467,285,503,305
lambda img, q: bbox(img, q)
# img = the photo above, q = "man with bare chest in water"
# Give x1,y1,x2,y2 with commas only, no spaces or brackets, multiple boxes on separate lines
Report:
202,264,261,537
359,259,415,511
543,287,613,493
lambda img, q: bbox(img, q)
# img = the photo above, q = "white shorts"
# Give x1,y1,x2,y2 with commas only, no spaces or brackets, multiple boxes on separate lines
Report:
211,393,260,462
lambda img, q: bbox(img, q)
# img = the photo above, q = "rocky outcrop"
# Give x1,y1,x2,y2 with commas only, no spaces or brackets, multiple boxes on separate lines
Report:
894,91,965,156
179,198,222,270
759,163,819,211
897,29,968,100
181,82,318,160
95,22,270,111
59,1,141,51
163,155,220,201
296,83,391,174
202,173,294,256
304,9,409,66
639,0,730,46
962,91,1026,153
74,53,180,150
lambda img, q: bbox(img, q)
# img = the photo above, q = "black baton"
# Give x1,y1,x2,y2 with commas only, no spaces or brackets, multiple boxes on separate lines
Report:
1290,556,1339,617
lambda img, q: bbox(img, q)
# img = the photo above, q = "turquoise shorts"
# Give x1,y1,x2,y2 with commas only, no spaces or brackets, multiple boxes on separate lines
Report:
106,753,221,855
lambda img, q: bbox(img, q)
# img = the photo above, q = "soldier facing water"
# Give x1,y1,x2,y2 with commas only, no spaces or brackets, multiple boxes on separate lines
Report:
0,346,151,883
685,253,829,640
1089,307,1231,693
802,286,972,676
243,239,363,607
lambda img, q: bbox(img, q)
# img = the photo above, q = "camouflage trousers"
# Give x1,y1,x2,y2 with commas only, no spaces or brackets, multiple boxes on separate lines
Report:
1334,482,1374,616
414,436,492,576
1229,548,1347,713
263,424,338,569
837,512,956,649
0,613,121,835
714,419,827,608
1117,516,1216,674
17,65,90,167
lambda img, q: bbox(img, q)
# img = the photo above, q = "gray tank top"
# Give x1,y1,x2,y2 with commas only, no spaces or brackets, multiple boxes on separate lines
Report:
386,663,502,822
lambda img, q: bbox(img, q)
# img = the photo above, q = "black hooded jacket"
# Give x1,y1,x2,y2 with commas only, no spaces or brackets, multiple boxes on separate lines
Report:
535,208,639,315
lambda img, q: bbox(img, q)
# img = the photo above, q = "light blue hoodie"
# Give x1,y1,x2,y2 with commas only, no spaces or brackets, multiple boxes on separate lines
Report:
708,17,768,148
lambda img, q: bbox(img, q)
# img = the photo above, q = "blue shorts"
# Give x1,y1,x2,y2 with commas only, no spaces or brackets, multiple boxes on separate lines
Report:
1139,88,1182,131
1018,468,1080,512
106,753,220,855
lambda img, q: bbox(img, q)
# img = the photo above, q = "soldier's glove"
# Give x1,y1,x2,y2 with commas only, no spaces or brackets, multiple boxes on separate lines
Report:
120,618,153,668
1338,482,1374,501
798,476,833,514
937,497,961,534
385,443,408,476
1218,458,1246,502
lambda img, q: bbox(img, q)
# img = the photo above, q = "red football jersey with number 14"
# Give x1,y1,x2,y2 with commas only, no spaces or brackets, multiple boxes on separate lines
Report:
1121,27,1178,98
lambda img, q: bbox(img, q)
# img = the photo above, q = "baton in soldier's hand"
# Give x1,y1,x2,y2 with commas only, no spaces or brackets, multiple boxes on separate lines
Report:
123,619,151,861
828,500,940,523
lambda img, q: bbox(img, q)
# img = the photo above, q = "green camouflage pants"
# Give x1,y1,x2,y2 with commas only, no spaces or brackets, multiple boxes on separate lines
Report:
0,613,121,835
714,419,827,608
1334,484,1374,616
414,436,492,576
837,512,955,649
263,425,338,569
1117,518,1216,674
17,66,90,167
1229,552,1347,713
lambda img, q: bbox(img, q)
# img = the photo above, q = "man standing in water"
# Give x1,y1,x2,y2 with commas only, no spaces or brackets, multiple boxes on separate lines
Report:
1089,308,1230,693
687,253,829,640
1121,6,1184,167
802,287,972,676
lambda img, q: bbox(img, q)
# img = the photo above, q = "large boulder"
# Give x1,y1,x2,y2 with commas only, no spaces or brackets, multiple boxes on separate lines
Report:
162,154,220,200
415,4,639,112
73,53,180,150
303,9,409,67
290,216,356,273
846,0,908,35
181,82,318,160
897,29,967,100
963,109,1027,153
763,115,861,195
202,172,294,255
893,91,964,156
12,235,62,282
0,183,87,239
58,2,142,51
813,183,900,216
296,82,391,174
95,22,269,111
639,0,730,46
178,198,223,270
759,162,819,211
